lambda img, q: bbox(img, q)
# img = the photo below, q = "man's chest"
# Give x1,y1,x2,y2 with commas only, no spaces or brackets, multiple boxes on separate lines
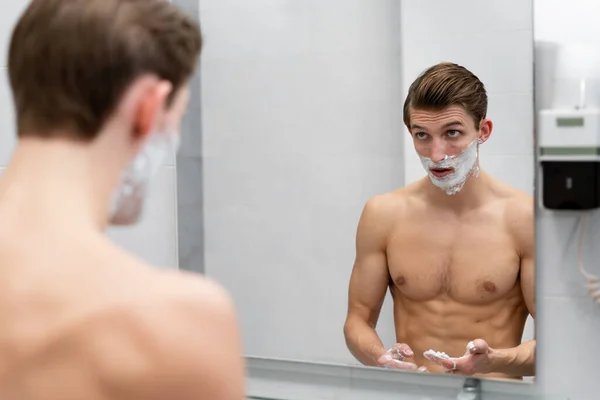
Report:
385,216,521,304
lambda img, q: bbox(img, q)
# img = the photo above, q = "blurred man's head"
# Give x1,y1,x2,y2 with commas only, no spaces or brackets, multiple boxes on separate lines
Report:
403,62,492,195
8,0,202,224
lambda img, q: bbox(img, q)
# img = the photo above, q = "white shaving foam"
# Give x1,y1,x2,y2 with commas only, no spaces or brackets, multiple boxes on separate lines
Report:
423,349,450,361
466,341,476,353
419,139,480,195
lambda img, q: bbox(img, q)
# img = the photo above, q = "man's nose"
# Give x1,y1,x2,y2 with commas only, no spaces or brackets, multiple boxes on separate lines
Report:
430,140,447,163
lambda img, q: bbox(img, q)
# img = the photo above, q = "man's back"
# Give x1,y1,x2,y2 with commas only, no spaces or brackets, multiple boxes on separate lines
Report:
0,0,245,397
0,209,244,399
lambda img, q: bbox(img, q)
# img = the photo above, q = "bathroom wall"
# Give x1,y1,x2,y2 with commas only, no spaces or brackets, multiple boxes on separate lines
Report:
0,3,22,170
200,0,404,364
533,0,600,111
0,0,180,270
534,0,600,47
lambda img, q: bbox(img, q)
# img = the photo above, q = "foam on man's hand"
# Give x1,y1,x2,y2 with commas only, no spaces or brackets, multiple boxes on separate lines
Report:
423,349,450,361
466,341,476,353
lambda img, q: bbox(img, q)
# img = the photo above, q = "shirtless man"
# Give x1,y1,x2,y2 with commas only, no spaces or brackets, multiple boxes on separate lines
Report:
343,62,535,380
0,1,244,399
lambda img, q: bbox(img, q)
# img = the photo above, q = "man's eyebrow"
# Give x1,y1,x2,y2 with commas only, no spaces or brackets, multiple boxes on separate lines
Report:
443,121,464,128
411,121,465,130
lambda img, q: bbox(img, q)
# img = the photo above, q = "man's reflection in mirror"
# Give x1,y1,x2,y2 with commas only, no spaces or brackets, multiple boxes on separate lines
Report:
343,62,535,380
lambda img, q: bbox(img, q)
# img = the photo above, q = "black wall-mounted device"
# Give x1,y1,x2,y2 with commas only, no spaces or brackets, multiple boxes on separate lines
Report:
541,161,600,210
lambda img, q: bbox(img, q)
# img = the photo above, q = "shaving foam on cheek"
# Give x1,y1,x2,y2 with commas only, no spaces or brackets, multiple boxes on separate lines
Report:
109,131,180,224
419,139,480,195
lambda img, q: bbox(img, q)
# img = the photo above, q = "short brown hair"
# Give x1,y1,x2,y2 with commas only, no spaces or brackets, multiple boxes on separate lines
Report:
8,0,202,141
403,62,487,130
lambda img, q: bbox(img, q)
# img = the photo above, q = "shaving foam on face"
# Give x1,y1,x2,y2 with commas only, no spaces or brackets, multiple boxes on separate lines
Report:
109,130,180,225
419,139,480,195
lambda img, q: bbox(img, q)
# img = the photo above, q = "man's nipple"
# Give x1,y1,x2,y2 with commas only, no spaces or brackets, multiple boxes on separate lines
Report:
482,281,496,293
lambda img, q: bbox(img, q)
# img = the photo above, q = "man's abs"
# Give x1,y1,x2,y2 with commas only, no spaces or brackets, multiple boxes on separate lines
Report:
390,288,529,379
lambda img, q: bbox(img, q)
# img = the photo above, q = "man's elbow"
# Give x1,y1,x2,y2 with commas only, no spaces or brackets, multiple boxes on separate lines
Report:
343,314,364,347
343,315,354,341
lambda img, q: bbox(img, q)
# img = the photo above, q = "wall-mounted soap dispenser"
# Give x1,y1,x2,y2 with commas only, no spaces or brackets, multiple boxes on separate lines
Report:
538,42,600,210
539,107,600,210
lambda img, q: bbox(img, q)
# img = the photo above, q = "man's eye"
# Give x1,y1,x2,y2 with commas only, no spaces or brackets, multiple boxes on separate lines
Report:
415,132,428,139
447,130,461,137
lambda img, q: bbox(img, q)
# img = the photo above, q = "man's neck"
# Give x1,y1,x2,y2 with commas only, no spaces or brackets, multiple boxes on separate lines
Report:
0,138,118,231
423,167,491,213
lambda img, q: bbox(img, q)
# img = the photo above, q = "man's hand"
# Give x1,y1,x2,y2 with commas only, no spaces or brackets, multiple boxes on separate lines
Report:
424,339,491,375
377,343,427,372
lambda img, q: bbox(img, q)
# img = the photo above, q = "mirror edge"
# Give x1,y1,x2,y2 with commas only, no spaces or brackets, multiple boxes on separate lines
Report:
245,357,542,399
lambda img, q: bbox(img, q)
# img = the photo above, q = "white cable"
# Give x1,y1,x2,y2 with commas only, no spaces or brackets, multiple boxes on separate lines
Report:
577,212,600,303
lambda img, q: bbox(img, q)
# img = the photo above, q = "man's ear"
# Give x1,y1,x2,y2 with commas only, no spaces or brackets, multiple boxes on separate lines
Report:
132,79,173,140
478,119,493,144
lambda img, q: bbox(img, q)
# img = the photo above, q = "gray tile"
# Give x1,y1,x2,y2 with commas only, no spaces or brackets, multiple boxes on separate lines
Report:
173,0,204,273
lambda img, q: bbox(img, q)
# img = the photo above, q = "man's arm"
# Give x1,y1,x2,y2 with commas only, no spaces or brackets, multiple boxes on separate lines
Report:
343,196,394,366
490,194,536,376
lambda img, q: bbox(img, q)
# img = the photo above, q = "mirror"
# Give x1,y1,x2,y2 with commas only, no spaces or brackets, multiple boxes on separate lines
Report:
198,0,535,384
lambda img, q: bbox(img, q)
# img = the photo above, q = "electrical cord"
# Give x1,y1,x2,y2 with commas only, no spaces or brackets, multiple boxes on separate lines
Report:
577,212,600,303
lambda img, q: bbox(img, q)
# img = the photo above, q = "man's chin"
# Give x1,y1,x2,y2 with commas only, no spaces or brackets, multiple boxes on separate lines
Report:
108,202,144,226
427,175,466,195
109,215,142,226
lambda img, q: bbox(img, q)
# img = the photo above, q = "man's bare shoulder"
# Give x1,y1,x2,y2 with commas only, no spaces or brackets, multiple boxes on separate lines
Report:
506,190,534,244
483,172,533,209
487,176,534,251
362,182,424,221
360,182,428,236
58,243,244,400
85,271,242,399
507,190,534,219
489,177,534,219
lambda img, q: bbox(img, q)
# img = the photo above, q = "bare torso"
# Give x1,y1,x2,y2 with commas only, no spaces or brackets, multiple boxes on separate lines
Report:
385,177,531,379
0,212,231,398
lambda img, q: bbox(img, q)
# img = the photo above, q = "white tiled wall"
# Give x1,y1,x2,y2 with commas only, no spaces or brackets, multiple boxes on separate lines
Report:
201,0,404,364
534,0,600,48
534,0,600,111
0,0,179,269
0,0,22,167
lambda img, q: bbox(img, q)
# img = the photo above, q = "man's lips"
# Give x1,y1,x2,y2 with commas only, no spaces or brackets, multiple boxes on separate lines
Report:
430,168,453,178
